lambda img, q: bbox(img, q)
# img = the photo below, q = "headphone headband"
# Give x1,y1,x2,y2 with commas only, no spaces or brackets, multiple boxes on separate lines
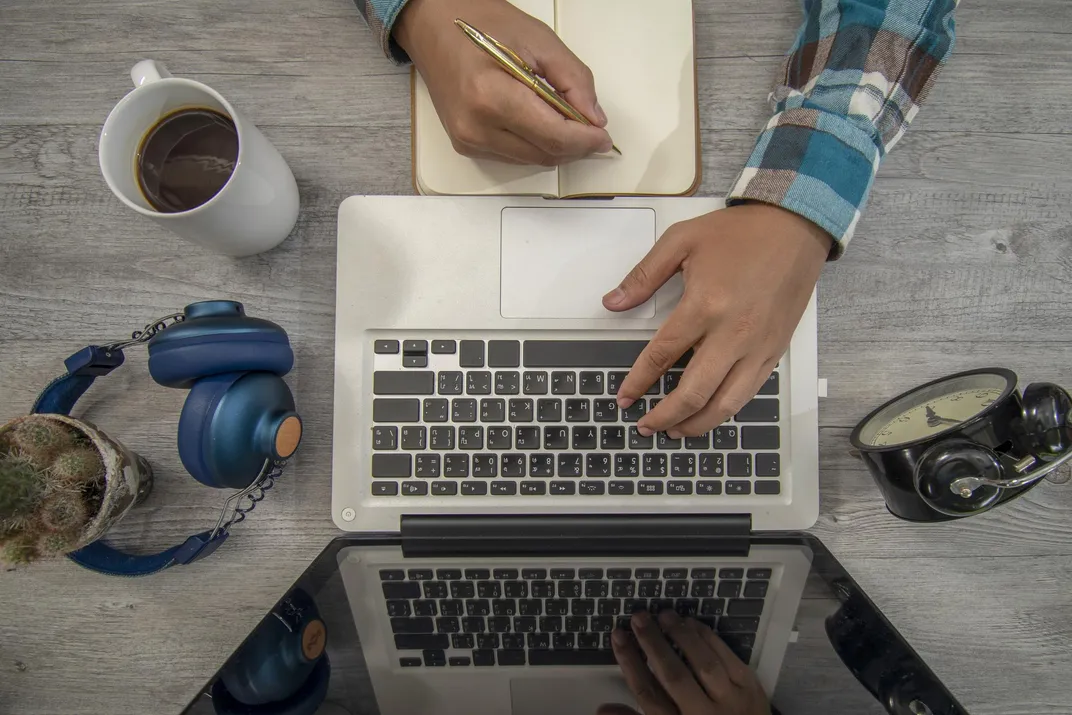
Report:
30,309,291,576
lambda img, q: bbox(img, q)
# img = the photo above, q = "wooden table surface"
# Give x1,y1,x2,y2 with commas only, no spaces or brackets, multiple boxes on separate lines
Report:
1,0,1070,713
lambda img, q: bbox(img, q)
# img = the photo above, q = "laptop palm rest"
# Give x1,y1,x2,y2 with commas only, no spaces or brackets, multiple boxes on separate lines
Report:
499,206,657,320
510,675,637,715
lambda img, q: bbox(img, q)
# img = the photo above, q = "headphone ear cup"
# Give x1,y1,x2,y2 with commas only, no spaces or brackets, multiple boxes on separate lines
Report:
178,372,302,489
913,439,1004,517
211,654,330,715
1020,382,1072,456
149,336,293,389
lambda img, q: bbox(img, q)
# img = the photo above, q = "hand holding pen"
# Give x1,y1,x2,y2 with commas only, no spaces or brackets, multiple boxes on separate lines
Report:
393,0,614,166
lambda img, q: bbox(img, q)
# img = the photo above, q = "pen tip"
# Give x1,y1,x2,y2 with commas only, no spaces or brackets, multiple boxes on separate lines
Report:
612,145,622,155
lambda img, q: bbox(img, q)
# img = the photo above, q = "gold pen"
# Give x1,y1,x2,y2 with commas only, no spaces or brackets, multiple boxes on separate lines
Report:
455,18,621,155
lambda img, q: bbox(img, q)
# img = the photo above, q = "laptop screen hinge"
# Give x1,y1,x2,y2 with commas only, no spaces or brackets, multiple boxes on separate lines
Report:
400,514,751,558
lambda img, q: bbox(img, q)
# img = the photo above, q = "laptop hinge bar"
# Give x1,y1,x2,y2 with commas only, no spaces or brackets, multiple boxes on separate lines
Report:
400,514,751,558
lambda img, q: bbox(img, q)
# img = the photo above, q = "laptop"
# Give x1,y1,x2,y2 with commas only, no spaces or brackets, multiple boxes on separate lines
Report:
330,195,824,533
177,526,971,715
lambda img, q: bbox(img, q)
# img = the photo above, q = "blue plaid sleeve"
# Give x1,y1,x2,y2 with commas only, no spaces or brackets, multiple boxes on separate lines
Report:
352,0,413,63
726,0,959,258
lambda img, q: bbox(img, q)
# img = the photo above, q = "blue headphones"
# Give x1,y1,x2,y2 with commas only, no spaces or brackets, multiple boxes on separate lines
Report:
31,300,302,576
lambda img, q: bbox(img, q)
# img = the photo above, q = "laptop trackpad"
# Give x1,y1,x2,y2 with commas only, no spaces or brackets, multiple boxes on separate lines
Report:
510,676,637,715
500,207,657,319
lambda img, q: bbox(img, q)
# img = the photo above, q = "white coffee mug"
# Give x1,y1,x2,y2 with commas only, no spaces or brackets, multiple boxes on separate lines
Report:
99,60,299,257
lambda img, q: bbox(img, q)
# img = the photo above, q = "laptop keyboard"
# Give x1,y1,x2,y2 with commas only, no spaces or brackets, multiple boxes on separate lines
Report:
380,565,771,668
369,339,782,498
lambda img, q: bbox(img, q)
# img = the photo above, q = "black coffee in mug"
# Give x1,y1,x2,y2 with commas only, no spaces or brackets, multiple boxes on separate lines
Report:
135,107,238,213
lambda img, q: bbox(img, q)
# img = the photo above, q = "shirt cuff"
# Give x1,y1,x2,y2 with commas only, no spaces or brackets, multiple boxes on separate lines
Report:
357,0,414,64
726,108,882,260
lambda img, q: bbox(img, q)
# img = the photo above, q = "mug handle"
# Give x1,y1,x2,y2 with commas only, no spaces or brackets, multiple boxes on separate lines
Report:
131,59,173,87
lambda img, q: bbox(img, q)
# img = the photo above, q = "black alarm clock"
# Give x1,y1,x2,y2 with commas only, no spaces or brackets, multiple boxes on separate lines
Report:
849,367,1072,522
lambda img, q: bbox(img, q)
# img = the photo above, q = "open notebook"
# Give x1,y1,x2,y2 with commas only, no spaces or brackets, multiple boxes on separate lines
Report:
410,0,699,198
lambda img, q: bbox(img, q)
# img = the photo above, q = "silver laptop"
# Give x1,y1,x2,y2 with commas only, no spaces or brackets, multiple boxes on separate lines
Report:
330,195,823,533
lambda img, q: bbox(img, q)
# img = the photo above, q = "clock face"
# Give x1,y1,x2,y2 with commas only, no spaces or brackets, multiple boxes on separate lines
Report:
856,372,1013,449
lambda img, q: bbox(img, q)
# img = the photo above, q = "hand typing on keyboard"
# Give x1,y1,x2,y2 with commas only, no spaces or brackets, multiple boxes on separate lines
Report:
600,610,770,715
603,203,831,438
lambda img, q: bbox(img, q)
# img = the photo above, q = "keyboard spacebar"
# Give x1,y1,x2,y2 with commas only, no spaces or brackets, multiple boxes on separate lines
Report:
528,649,618,666
524,341,692,368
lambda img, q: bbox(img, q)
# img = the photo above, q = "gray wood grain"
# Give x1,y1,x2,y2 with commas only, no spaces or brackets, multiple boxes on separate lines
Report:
1,0,1071,713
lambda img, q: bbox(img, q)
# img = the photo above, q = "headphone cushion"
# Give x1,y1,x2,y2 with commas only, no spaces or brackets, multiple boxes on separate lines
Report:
149,335,294,389
177,372,244,488
211,654,330,715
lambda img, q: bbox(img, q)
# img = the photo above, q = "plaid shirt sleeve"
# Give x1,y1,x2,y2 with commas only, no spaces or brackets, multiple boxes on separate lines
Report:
352,0,413,63
727,0,959,258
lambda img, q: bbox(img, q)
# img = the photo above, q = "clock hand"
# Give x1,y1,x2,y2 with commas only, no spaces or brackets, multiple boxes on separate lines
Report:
925,405,959,427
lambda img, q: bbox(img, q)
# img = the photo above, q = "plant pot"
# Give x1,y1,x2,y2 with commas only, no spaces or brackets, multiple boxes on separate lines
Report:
0,414,153,552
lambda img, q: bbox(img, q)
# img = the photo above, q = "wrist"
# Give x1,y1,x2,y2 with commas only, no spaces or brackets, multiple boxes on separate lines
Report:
737,200,834,261
392,0,426,55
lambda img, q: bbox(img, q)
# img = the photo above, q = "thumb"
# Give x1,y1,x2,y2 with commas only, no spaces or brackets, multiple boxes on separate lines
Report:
527,31,607,127
603,232,687,312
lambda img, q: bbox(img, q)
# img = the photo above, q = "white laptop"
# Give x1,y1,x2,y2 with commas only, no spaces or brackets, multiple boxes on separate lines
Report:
331,195,822,534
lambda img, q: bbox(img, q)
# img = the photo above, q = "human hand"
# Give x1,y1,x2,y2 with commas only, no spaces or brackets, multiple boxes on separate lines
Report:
600,610,771,715
602,203,832,438
393,0,613,165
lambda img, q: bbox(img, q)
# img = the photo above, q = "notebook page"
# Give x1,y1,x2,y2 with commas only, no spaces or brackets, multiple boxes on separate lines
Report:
556,0,698,197
412,0,559,196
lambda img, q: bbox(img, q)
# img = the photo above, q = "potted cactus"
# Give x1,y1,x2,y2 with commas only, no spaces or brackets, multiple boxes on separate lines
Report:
0,413,153,566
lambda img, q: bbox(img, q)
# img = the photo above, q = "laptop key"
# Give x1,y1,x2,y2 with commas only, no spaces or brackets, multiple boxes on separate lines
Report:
743,582,769,598
580,481,606,495
664,371,683,393
527,633,550,649
537,398,562,422
759,372,779,395
438,371,463,395
472,454,496,477
699,454,724,477
520,481,546,495
622,400,648,423
550,481,576,495
529,649,617,666
531,581,554,598
668,481,693,495
501,454,526,477
726,480,751,495
579,633,601,649
425,426,451,450
423,649,445,667
700,599,726,616
502,634,525,649
374,340,400,354
488,427,512,450
539,616,562,632
435,616,458,633
372,454,411,478
466,372,492,395
459,428,485,451
675,599,700,617
461,482,487,495
579,371,604,395
451,582,475,598
530,454,554,477
755,453,780,476
656,432,681,450
459,340,485,368
415,454,440,478
712,426,738,449
399,657,421,667
473,649,495,666
638,581,661,598
508,398,534,423
638,481,664,495
670,454,695,476
372,482,399,496
718,617,760,634
394,634,448,650
444,455,469,477
601,426,625,450
727,454,752,477
523,341,692,369
551,371,577,395
685,433,710,450
491,481,518,495
452,399,477,422
401,426,427,450
373,398,420,423
380,570,405,582
523,371,549,395
480,399,506,423
545,426,569,449
718,581,743,598
557,454,583,477
373,371,434,395
488,340,520,368
586,454,612,477
565,399,590,422
736,398,779,423
743,426,780,450
478,634,499,649
495,371,520,395
609,480,634,495
572,426,597,449
460,619,484,635
615,454,639,477
630,427,654,449
691,581,716,598
373,426,398,450
448,656,470,667
643,454,667,477
553,634,576,650
755,480,780,495
566,616,588,632
612,581,635,598
515,426,540,449
747,568,772,580
592,399,617,422
546,599,568,616
727,599,765,617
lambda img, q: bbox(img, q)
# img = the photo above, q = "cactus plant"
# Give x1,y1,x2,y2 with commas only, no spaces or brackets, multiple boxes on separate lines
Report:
0,415,107,566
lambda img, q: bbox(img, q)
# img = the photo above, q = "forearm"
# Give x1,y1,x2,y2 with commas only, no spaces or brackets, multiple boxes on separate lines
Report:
727,0,959,258
352,0,414,62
